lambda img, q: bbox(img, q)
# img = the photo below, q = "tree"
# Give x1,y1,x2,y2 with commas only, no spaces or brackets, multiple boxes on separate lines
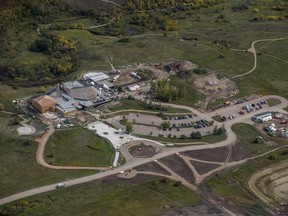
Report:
117,86,123,92
126,122,133,134
30,38,52,53
191,131,202,139
38,86,46,93
161,121,170,130
0,103,4,111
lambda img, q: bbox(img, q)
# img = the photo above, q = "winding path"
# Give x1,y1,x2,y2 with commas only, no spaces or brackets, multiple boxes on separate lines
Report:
232,37,288,79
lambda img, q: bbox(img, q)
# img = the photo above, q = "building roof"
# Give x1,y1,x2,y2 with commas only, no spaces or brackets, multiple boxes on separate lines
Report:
63,81,84,90
97,80,114,88
55,97,78,113
66,86,98,100
33,95,58,107
254,111,272,118
84,72,110,82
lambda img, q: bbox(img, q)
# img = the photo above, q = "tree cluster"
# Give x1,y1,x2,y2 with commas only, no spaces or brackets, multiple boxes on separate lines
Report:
0,33,78,86
150,79,186,102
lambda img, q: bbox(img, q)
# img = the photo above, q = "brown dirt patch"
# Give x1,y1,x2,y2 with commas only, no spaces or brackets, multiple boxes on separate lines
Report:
193,73,238,103
72,112,96,124
102,173,158,185
190,160,221,175
114,71,137,86
135,161,171,176
182,147,228,163
229,143,252,162
160,154,195,183
165,202,225,216
129,143,156,158
117,169,138,179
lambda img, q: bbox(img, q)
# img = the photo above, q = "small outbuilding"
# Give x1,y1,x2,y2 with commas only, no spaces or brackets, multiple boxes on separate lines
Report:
32,95,58,113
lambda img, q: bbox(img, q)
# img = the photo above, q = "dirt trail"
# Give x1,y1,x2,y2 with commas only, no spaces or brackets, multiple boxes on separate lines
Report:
247,160,288,207
232,37,288,79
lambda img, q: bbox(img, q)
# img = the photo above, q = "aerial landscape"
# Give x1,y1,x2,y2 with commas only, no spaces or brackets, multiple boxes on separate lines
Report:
0,0,288,215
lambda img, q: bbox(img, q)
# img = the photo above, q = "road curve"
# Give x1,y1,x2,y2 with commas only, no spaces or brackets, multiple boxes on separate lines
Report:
0,95,287,206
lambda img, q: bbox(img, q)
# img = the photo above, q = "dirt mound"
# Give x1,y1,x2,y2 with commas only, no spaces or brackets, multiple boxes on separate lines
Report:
163,61,197,75
193,73,238,103
129,143,156,158
248,160,288,206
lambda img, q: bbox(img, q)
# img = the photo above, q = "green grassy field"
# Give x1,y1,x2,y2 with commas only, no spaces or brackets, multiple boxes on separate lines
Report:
45,128,114,167
231,123,284,156
0,113,96,198
0,84,41,113
1,178,200,216
109,98,191,113
136,132,226,145
1,0,287,109
212,115,224,123
206,146,288,215
267,98,281,107
284,106,288,112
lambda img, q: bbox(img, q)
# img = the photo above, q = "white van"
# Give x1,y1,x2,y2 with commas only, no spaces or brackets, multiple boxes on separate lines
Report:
55,183,65,188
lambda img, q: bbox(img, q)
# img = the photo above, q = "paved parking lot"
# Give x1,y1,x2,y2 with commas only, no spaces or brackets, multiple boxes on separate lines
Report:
109,113,214,138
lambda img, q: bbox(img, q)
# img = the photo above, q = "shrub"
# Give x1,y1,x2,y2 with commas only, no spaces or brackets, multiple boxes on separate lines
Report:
268,154,277,160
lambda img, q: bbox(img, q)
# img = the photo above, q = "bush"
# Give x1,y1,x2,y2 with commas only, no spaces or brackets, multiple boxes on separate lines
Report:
118,38,131,43
268,154,277,160
30,38,52,53
173,181,181,187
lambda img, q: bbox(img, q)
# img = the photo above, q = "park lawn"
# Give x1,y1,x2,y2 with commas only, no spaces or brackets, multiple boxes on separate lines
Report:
1,178,200,216
212,115,224,123
231,123,282,156
109,98,190,113
136,132,226,145
0,84,41,113
255,39,288,62
284,106,288,112
45,128,114,167
0,114,95,198
206,146,288,215
267,98,281,107
53,27,253,77
169,76,205,107
230,53,288,100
